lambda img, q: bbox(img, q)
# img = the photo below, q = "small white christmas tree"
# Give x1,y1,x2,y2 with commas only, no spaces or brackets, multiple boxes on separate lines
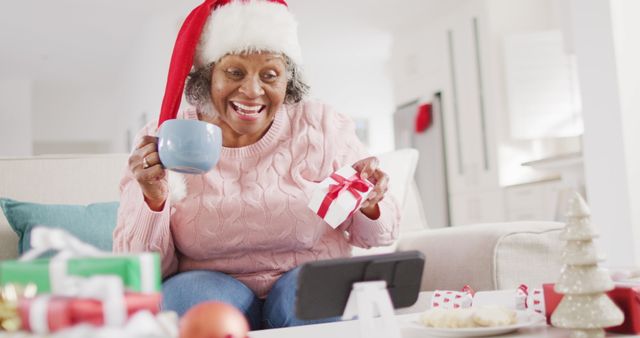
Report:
551,193,624,338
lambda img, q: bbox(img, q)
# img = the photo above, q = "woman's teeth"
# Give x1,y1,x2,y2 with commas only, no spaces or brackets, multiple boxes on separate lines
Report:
232,102,264,115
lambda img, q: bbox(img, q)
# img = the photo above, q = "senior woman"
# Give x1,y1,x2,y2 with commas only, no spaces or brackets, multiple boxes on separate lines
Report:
113,0,400,330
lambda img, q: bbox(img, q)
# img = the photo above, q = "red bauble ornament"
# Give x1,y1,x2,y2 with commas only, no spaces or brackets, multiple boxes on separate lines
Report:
179,301,250,338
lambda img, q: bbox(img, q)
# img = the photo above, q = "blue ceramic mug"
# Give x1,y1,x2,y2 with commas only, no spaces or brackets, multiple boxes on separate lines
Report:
157,120,222,174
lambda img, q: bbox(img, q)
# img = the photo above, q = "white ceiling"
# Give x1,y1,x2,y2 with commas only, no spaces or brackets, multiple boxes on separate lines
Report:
0,0,463,84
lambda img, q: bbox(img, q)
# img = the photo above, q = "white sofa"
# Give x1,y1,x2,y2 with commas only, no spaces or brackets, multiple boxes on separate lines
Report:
0,151,565,291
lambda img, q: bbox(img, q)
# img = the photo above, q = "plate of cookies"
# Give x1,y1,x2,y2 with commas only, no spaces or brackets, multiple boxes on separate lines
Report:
401,306,546,337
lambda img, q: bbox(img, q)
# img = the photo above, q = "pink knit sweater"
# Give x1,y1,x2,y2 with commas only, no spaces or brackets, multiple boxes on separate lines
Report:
113,100,400,298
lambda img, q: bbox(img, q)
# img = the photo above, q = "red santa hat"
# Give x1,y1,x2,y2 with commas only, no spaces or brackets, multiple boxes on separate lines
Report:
158,0,301,127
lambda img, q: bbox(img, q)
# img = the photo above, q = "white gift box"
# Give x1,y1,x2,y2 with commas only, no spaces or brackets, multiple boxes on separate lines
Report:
308,166,373,229
473,287,545,314
431,287,474,309
429,284,545,314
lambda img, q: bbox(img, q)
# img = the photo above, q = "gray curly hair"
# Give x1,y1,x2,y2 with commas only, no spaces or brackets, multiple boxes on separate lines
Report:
185,54,309,116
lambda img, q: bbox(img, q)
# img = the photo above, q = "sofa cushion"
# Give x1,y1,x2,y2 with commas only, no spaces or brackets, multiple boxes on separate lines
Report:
352,148,422,257
377,148,418,209
0,198,118,254
396,221,564,291
0,154,128,260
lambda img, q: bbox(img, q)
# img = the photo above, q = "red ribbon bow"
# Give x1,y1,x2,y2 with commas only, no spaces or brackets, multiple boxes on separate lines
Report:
316,173,370,220
517,284,529,308
462,285,476,296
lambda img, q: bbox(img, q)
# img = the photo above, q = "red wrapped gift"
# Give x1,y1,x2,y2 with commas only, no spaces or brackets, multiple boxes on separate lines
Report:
544,283,640,334
18,292,161,333
542,283,560,324
17,296,74,333
69,292,162,326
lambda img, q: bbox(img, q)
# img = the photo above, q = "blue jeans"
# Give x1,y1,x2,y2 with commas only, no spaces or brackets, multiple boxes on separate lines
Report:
162,267,339,330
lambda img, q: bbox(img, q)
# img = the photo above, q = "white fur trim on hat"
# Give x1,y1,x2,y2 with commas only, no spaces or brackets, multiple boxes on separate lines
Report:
195,0,302,67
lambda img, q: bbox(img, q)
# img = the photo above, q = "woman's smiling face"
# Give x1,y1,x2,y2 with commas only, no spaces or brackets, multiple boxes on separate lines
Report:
209,52,288,147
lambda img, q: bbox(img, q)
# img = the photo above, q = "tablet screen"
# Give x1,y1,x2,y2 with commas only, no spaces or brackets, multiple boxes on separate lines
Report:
295,250,425,320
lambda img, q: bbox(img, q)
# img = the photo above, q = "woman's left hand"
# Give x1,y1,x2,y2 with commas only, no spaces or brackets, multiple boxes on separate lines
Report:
352,156,389,219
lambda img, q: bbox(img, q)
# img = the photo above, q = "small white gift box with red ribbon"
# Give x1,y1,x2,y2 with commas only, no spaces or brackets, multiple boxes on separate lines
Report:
308,166,373,229
431,285,474,309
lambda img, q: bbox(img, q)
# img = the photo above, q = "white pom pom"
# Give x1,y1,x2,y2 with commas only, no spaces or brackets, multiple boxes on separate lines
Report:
168,171,187,203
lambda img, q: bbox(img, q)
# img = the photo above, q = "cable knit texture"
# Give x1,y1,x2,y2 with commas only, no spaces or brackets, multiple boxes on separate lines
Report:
113,100,400,298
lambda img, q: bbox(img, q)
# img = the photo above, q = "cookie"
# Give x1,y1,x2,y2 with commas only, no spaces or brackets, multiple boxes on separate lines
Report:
420,308,446,327
471,306,517,327
421,308,476,328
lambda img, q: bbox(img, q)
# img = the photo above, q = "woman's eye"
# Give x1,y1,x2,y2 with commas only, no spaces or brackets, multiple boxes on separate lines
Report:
261,72,278,81
225,69,244,79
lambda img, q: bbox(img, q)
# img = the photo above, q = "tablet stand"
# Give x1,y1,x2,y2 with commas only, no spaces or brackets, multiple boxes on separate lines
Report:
341,281,401,338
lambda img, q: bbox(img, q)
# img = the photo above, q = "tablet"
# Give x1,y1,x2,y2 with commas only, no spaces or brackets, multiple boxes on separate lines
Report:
295,250,425,320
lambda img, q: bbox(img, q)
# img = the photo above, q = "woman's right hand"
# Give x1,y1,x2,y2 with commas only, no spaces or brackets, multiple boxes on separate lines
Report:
129,136,168,211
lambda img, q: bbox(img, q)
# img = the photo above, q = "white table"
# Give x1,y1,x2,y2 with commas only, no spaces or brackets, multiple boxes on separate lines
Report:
249,291,638,338
1,313,636,338
249,313,638,338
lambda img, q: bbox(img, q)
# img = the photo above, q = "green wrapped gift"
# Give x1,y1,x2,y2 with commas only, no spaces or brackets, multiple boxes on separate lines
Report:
0,227,160,294
0,253,161,294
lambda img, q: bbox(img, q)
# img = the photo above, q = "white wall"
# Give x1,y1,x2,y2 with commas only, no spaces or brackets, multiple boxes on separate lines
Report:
484,0,585,187
300,28,395,154
115,10,183,153
388,0,577,187
570,0,640,267
611,0,640,268
0,79,123,156
0,79,32,156
32,81,121,149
